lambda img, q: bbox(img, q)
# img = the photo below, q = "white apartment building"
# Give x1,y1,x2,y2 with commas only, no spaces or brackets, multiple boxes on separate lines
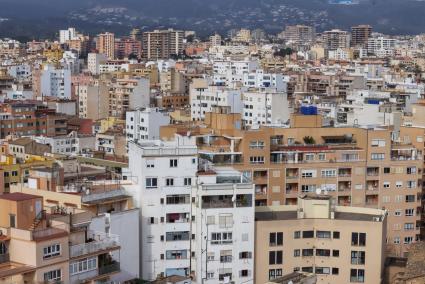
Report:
7,63,31,81
190,85,242,121
242,89,290,127
126,136,198,281
40,65,72,99
87,53,108,75
367,37,397,57
34,131,95,155
212,60,260,86
59,27,78,44
242,70,288,92
193,168,255,284
61,51,81,75
126,108,170,142
209,34,222,47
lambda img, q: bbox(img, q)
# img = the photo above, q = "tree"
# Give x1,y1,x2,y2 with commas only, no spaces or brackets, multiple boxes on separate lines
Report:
303,136,316,145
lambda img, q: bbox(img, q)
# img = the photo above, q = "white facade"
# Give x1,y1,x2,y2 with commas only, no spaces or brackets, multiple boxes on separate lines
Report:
212,59,259,86
61,51,81,74
126,137,198,281
193,169,255,284
89,208,140,282
40,65,71,99
190,86,242,121
7,64,31,81
126,108,170,142
242,89,290,127
242,70,287,92
59,27,78,44
87,53,108,75
34,131,95,155
367,37,397,57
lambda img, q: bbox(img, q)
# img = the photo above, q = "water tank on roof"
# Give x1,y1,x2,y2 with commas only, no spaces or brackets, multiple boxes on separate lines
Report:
367,99,380,105
300,105,318,115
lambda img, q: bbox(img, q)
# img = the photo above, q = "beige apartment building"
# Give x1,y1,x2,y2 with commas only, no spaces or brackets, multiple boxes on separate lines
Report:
76,82,109,120
97,32,115,60
255,194,387,284
0,192,121,284
142,29,184,60
161,110,424,257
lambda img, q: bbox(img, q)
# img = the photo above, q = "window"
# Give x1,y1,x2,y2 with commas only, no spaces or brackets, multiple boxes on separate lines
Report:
192,158,196,164
404,237,413,244
301,170,316,178
405,195,415,203
249,156,265,164
269,269,282,280
333,231,340,239
305,154,314,161
316,267,330,274
316,231,331,239
394,210,402,217
220,250,232,263
184,178,192,186
294,231,301,239
405,209,414,216
166,231,190,241
170,159,178,168
383,196,390,203
302,267,313,273
239,251,252,259
371,139,385,147
146,177,158,188
316,249,331,257
302,249,314,257
301,184,316,193
332,267,339,275
239,270,250,277
43,244,61,259
333,250,340,257
9,214,15,228
393,237,400,244
269,232,283,246
383,167,390,174
218,214,233,228
404,223,414,231
211,232,232,244
294,249,300,257
269,250,283,265
350,269,365,282
407,167,417,174
321,169,336,177
302,230,314,238
249,140,265,149
383,182,390,189
351,251,366,265
44,269,61,282
352,233,366,246
146,160,155,168
371,153,385,160
70,257,97,275
166,178,174,186
318,153,326,160
0,242,7,255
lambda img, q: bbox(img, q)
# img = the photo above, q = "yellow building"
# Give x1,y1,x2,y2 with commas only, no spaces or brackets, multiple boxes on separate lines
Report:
98,117,125,133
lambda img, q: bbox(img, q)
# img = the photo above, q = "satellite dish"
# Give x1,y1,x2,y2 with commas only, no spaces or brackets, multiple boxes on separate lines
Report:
315,187,322,195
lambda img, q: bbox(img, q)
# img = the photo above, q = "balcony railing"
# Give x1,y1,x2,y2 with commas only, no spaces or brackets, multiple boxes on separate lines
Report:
99,262,120,275
70,231,119,258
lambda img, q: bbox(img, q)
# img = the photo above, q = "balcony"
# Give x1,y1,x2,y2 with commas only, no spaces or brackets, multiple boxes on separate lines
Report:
81,188,131,204
70,231,120,258
99,262,120,276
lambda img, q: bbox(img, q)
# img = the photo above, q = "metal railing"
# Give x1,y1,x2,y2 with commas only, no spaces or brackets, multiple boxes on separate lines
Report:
0,253,9,264
70,231,119,258
98,262,120,275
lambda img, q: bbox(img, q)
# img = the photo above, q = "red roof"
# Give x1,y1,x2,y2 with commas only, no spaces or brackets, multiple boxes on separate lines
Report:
0,192,41,202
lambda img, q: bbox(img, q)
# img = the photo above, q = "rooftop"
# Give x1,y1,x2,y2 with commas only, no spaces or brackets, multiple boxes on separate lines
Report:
0,192,40,202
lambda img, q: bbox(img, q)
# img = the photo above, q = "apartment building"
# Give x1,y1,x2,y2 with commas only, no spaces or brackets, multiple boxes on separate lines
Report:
142,29,184,60
125,108,170,142
40,65,72,99
322,29,350,51
212,59,260,86
367,37,397,57
95,130,127,158
126,136,198,281
59,27,78,44
87,53,108,75
0,102,68,139
76,82,109,120
255,194,387,284
0,192,121,284
109,77,150,118
165,110,423,257
114,37,142,59
189,84,242,121
193,168,255,284
351,25,372,48
97,32,115,60
242,89,290,127
34,131,96,155
242,70,288,92
282,25,316,45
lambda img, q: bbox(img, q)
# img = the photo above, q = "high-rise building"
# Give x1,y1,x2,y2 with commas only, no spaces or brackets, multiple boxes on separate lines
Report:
351,25,373,47
130,28,143,42
59,27,78,44
114,37,142,59
209,33,222,47
142,29,184,60
283,25,316,44
322,29,350,50
97,32,115,59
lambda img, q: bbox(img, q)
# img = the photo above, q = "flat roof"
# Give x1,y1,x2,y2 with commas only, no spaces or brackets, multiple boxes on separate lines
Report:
0,192,40,202
255,210,383,222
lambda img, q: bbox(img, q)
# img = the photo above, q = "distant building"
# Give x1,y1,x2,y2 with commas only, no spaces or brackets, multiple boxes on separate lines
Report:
59,27,78,44
282,25,316,45
114,37,142,59
322,29,350,50
97,32,115,59
351,25,372,47
142,29,184,60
